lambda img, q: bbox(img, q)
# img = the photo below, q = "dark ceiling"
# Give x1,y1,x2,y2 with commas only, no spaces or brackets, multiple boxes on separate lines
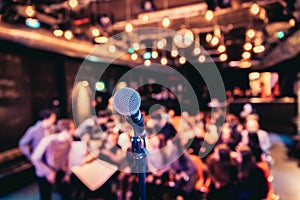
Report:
0,0,299,69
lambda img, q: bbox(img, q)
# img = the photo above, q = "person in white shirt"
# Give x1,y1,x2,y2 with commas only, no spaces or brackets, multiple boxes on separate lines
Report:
19,109,56,160
240,117,271,156
31,119,74,200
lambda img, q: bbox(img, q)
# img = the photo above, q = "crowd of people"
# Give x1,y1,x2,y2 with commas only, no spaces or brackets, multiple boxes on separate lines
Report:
18,100,276,200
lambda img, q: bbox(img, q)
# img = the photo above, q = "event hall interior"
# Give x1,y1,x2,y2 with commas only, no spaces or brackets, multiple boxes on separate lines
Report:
1,0,300,199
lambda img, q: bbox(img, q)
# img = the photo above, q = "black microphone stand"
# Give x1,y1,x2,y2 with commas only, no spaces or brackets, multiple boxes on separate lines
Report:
128,112,148,200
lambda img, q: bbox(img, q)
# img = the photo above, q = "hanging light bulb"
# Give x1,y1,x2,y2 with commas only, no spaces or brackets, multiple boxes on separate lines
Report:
161,57,168,65
162,16,171,28
253,45,265,53
91,27,100,37
69,0,79,9
217,45,226,53
289,18,296,27
25,6,35,17
205,10,214,21
53,29,63,37
142,15,149,22
219,53,228,62
144,59,151,66
243,42,253,51
250,3,260,15
125,22,133,32
171,49,178,57
179,56,186,64
152,51,158,59
193,47,201,55
211,36,219,46
206,33,213,43
157,39,167,49
198,55,206,63
246,29,256,39
64,30,73,40
109,45,116,53
131,53,138,60
133,42,140,50
242,52,251,59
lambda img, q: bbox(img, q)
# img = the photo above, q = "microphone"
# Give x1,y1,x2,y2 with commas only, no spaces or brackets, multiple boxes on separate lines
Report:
112,87,147,200
112,87,145,137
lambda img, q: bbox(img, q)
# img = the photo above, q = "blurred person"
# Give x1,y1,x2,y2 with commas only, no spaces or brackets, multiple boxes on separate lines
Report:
150,112,177,142
236,146,268,200
206,144,238,200
240,103,257,122
216,123,237,151
146,134,170,200
19,109,56,160
31,119,74,200
168,138,197,199
240,118,271,156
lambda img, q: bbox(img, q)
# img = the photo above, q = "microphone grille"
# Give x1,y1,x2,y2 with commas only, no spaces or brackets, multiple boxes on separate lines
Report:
112,87,141,116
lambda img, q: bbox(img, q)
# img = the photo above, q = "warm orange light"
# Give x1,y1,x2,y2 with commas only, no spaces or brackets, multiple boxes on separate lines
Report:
250,3,260,15
25,6,35,17
205,10,214,21
131,53,138,60
171,49,178,57
91,28,100,37
217,45,226,53
179,56,186,64
243,42,253,51
246,29,256,39
219,53,228,62
161,57,168,65
198,55,206,63
64,30,73,40
253,45,265,53
125,22,133,32
211,36,219,46
144,59,151,66
152,51,158,59
242,51,251,59
53,29,63,37
162,16,171,28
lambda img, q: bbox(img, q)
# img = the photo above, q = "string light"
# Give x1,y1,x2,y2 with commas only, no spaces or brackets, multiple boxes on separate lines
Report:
253,45,265,53
25,6,35,17
179,56,186,64
94,36,108,44
144,59,151,66
217,45,226,53
133,42,140,50
108,45,116,53
289,18,296,27
242,51,251,59
198,55,206,63
131,53,138,60
91,28,100,37
171,49,178,57
243,42,253,51
152,51,158,59
162,16,171,28
161,57,168,65
193,47,201,55
219,53,228,62
69,0,79,9
142,15,149,22
206,33,213,43
211,36,219,46
250,3,260,15
64,30,73,40
246,29,256,39
125,22,133,32
205,10,214,21
53,29,63,37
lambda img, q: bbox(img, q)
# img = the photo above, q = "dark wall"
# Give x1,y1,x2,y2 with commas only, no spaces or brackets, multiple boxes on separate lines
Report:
0,41,72,152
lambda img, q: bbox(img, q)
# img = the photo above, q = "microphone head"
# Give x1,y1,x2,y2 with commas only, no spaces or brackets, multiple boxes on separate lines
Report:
112,87,141,116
